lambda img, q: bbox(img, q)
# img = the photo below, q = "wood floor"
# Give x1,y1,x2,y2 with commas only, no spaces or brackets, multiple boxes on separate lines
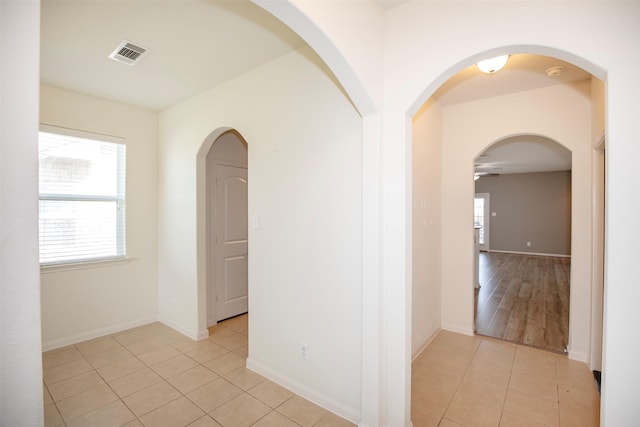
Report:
475,252,570,354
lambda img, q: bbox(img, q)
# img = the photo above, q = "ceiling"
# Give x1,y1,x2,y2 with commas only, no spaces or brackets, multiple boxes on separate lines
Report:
41,1,588,174
40,0,306,111
433,54,590,175
476,135,572,176
433,54,591,106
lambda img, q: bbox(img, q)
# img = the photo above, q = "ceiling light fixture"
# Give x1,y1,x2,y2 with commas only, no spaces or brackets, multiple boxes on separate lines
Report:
477,55,509,74
545,66,565,78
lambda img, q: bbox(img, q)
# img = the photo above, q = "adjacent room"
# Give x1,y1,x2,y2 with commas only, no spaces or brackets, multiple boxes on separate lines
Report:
39,0,362,425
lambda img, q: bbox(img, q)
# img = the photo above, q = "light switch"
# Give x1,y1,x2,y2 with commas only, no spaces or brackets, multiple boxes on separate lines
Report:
491,212,497,217
251,214,260,230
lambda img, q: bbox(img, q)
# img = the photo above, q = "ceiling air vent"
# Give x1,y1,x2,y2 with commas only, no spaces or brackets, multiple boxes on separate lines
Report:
108,40,149,66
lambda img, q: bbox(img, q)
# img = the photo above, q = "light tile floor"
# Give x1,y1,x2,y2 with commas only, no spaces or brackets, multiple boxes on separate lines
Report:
43,314,354,427
44,316,600,427
412,331,600,427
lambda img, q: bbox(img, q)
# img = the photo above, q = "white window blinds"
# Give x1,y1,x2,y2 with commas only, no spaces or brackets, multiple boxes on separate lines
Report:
38,126,126,265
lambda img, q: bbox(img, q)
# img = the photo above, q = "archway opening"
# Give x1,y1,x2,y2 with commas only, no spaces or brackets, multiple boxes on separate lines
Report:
473,135,572,354
410,50,604,426
202,129,249,327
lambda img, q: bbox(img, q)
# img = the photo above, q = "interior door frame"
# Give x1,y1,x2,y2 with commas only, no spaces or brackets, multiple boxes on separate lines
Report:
201,129,249,329
591,133,606,372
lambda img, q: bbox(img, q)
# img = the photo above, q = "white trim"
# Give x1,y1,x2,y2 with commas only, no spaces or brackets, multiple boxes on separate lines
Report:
41,257,131,273
158,316,208,341
568,349,588,363
246,357,360,425
40,123,124,144
441,324,474,337
488,249,571,258
41,316,157,351
412,328,441,362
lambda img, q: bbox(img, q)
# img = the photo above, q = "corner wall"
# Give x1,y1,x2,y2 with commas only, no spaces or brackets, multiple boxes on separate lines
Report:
158,46,363,421
0,1,43,424
411,98,442,357
39,85,160,349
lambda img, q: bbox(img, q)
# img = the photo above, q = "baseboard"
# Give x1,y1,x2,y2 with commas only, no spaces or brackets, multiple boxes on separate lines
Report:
488,249,571,258
157,316,208,341
412,328,441,362
568,349,588,363
441,323,474,337
246,357,360,425
42,316,158,351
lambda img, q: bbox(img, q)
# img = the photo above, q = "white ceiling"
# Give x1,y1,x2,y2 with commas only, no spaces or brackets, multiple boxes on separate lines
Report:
433,54,591,106
433,54,589,174
476,135,572,176
41,1,588,174
40,0,306,111
377,0,409,10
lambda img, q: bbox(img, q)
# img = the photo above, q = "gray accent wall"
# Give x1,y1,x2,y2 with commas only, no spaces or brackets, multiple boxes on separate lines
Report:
475,171,571,255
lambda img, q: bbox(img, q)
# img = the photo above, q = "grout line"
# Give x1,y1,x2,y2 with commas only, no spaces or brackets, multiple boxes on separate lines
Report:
45,315,346,427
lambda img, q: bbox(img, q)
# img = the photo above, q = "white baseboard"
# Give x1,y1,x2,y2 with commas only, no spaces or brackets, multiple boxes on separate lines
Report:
157,316,208,341
412,328,441,362
441,323,474,337
568,349,588,363
42,316,157,351
246,357,359,425
488,249,571,258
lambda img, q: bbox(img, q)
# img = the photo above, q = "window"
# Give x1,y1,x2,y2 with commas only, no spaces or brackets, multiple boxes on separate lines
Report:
38,125,126,265
474,196,485,245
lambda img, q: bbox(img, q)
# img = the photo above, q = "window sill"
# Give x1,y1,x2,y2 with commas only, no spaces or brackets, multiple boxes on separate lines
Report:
40,257,132,274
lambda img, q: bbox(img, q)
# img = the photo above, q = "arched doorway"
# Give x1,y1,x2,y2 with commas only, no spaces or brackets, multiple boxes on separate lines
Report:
473,135,573,354
203,130,249,326
409,49,605,426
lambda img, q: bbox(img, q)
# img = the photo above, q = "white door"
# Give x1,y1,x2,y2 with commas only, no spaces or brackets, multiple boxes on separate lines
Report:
214,164,248,321
474,193,490,251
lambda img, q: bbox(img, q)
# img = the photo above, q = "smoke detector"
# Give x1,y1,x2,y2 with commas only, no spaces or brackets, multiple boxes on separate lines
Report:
108,40,149,66
545,66,565,78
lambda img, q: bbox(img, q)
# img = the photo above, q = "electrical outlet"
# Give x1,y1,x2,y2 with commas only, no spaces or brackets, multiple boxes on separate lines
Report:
300,341,309,360
527,242,531,247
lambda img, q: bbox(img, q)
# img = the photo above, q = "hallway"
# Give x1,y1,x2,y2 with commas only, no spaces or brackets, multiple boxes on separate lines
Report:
411,331,599,426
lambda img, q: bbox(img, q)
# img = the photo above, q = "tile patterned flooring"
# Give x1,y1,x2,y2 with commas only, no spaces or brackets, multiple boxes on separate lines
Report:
43,314,354,427
43,314,600,427
412,331,600,427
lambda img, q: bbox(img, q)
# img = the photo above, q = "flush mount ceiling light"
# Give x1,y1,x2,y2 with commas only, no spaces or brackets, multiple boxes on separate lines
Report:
546,66,565,78
477,55,509,74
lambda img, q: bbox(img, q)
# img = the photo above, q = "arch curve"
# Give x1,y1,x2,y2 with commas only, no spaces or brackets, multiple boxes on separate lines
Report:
408,45,606,118
474,133,573,177
251,0,379,117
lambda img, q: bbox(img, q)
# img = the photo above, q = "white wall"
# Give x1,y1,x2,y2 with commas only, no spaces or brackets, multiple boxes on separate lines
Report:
383,2,640,425
0,1,44,425
158,46,363,421
411,98,442,357
39,85,159,349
